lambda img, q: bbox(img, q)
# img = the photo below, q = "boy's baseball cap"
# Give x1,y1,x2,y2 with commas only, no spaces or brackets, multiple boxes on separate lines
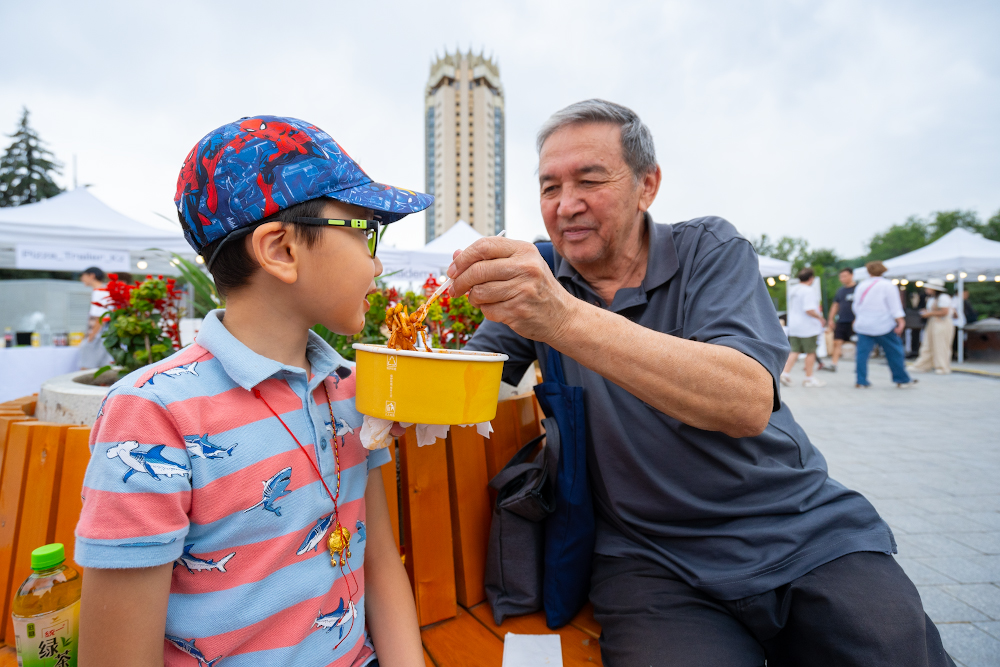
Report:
174,115,433,254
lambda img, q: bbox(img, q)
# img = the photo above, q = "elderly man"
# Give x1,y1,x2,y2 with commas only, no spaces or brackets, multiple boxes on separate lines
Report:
454,100,953,666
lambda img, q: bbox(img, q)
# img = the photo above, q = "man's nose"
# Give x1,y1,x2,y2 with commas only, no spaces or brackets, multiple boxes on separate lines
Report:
373,255,384,277
557,187,587,218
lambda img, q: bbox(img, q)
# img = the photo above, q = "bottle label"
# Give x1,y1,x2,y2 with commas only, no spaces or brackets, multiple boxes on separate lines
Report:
12,600,79,667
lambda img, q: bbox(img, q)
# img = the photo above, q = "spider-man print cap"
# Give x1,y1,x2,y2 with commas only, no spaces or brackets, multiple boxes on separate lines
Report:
174,116,433,253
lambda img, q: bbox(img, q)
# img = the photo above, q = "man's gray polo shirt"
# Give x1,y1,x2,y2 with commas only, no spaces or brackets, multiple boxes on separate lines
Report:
466,216,895,600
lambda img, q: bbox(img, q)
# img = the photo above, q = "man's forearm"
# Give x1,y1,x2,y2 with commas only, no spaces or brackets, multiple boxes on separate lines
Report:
548,301,773,438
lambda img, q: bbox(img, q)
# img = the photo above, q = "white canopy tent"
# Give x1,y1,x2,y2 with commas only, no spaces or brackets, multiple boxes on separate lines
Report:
758,255,792,278
378,221,483,285
0,188,193,275
852,228,1000,362
381,221,793,286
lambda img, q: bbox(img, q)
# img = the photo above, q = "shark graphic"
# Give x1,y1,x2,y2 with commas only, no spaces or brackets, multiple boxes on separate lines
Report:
184,434,238,460
243,466,293,516
164,635,221,667
355,520,366,542
145,361,199,386
106,442,191,483
297,514,334,555
313,598,357,639
174,544,235,574
118,537,178,548
96,389,115,419
324,417,354,437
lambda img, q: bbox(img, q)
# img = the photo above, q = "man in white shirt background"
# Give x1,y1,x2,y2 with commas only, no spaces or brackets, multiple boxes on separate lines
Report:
851,260,916,388
781,267,827,388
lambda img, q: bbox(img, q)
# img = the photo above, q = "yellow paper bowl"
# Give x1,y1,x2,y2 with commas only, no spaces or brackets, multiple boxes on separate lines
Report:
352,344,509,425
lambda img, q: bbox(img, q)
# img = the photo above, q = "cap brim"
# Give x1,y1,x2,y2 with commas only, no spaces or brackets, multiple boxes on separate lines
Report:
326,182,433,224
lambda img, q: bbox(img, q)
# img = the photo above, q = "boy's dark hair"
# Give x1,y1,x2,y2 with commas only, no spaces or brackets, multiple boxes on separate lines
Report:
82,266,107,282
839,267,853,275
189,197,331,297
797,267,815,282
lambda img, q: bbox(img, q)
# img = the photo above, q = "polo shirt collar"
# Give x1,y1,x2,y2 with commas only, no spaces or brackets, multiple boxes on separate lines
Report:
552,213,679,302
195,310,345,391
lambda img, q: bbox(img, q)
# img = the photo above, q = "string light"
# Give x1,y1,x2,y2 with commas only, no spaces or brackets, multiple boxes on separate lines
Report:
960,272,968,279
915,281,924,287
766,277,776,287
979,275,987,282
900,279,909,286
995,276,1000,283
195,255,206,265
778,274,788,282
136,259,148,270
946,274,955,281
892,279,900,285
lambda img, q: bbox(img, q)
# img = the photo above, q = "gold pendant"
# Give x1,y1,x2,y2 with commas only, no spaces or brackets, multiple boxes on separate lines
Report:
328,521,351,567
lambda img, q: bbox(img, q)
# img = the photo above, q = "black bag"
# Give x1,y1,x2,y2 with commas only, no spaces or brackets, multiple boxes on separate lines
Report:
484,418,558,624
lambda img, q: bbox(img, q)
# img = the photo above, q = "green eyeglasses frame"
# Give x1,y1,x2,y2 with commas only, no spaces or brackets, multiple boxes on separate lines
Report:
293,217,383,257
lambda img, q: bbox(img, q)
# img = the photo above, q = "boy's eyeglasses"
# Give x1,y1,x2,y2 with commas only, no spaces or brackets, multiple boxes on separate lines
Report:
293,217,382,258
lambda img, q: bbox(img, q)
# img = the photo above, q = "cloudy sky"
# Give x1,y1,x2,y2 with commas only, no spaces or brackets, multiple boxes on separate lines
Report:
2,0,998,257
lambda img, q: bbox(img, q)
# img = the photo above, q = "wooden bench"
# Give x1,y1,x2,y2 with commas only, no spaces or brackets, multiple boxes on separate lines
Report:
0,393,601,666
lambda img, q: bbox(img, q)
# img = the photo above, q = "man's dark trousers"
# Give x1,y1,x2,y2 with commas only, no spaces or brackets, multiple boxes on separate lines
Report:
591,551,955,666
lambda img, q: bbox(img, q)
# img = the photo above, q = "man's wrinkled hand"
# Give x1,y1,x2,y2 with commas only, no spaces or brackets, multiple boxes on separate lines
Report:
446,237,576,343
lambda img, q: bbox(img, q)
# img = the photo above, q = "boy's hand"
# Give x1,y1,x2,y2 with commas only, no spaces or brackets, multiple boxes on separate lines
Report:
389,423,407,437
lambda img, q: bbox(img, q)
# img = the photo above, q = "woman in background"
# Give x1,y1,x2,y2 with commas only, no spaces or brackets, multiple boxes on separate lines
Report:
77,266,113,370
911,279,955,374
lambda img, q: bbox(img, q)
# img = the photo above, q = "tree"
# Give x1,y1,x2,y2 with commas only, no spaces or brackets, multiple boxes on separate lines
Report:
982,209,1000,242
0,107,63,207
928,209,982,241
865,216,929,261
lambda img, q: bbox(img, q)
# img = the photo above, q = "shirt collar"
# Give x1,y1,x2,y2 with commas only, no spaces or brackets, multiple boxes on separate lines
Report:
195,310,346,391
552,213,680,296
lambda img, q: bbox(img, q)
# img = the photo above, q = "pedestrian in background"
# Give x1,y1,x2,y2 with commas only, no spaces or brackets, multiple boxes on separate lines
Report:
823,267,857,372
911,279,955,374
781,268,827,388
78,266,113,370
852,261,915,388
904,290,926,358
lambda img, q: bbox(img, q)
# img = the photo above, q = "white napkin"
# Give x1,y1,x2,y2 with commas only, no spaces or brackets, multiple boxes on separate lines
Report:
360,415,493,449
502,633,563,667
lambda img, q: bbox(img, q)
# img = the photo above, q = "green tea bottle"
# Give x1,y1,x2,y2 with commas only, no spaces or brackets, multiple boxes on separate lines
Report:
11,544,81,667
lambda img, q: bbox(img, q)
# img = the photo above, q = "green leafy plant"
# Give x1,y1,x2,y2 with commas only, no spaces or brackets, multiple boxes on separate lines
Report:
97,274,182,375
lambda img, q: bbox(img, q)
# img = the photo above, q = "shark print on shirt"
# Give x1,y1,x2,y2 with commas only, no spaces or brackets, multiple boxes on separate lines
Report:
184,433,238,460
164,635,221,666
297,514,334,556
243,466,293,516
106,441,191,483
174,544,235,574
313,598,357,639
144,361,200,387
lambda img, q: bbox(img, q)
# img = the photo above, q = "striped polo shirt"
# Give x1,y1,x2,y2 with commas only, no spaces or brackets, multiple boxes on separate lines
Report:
76,310,390,667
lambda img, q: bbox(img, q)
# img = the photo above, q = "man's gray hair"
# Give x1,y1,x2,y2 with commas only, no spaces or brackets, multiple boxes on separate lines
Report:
536,99,657,180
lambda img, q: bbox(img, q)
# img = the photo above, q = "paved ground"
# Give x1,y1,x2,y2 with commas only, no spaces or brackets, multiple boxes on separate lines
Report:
782,359,1000,667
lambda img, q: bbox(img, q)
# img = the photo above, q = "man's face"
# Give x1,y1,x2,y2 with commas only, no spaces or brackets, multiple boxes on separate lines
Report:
839,271,854,286
538,123,658,267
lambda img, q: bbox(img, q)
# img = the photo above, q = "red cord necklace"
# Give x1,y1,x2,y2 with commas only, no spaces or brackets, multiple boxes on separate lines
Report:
253,381,360,647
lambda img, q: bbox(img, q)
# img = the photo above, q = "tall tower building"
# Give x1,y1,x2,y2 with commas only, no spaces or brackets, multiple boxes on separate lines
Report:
424,50,505,241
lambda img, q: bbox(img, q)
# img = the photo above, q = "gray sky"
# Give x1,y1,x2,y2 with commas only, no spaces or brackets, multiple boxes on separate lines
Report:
2,0,998,257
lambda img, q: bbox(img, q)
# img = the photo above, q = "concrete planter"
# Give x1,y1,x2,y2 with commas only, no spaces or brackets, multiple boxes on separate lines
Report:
36,370,111,426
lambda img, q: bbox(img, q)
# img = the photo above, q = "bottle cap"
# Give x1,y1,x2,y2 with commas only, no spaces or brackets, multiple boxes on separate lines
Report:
31,544,65,571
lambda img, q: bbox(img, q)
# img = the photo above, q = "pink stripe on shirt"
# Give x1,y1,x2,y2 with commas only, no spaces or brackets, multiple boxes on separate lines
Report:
77,487,191,540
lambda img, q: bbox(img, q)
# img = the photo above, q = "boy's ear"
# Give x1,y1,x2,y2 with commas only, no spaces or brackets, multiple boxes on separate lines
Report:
249,222,300,285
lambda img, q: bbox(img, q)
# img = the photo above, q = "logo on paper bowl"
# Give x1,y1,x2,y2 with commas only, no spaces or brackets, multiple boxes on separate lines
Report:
386,355,397,370
385,401,396,418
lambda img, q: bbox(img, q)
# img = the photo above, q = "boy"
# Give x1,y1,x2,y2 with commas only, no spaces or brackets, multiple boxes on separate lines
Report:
76,116,431,667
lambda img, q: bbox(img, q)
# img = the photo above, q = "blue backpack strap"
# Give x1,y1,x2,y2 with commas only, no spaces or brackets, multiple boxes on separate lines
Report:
534,242,565,384
536,241,555,273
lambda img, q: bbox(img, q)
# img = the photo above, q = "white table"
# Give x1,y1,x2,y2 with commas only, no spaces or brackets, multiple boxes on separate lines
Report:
0,347,82,402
